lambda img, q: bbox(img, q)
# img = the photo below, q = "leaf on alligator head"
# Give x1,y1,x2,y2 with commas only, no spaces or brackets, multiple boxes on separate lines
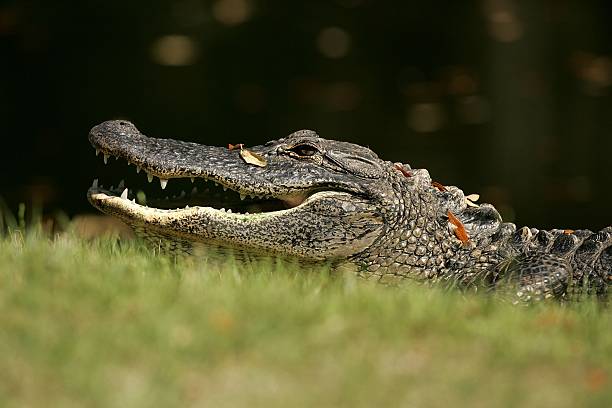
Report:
228,143,244,151
240,148,267,167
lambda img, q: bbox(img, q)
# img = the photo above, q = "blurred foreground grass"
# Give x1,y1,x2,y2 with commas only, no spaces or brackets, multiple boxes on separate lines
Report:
0,229,611,407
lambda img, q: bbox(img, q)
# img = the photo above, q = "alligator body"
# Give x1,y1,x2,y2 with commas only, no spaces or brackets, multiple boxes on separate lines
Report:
88,120,612,302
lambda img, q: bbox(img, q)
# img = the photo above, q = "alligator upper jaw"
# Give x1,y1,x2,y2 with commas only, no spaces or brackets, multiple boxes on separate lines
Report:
87,120,350,212
88,120,333,200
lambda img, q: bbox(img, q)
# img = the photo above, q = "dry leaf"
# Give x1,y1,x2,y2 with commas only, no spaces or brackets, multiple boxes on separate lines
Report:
447,210,470,245
240,148,267,167
431,181,447,192
228,143,244,151
465,193,480,207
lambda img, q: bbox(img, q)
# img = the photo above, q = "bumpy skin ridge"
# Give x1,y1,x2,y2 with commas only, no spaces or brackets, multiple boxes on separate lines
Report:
88,120,611,302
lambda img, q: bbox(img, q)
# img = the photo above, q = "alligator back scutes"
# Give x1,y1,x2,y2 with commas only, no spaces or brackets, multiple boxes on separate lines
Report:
507,225,612,295
571,226,612,295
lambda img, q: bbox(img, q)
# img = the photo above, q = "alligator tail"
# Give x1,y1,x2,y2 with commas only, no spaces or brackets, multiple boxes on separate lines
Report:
503,225,612,299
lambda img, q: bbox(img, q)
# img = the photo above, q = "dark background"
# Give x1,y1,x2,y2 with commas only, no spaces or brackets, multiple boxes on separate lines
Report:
1,0,611,229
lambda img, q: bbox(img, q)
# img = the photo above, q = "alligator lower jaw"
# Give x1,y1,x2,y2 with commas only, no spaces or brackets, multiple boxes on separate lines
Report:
87,182,336,223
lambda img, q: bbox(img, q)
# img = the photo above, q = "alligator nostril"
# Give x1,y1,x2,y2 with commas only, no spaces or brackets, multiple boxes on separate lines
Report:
119,121,127,126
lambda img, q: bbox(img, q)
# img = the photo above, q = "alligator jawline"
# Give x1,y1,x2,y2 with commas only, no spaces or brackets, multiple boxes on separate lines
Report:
87,151,340,217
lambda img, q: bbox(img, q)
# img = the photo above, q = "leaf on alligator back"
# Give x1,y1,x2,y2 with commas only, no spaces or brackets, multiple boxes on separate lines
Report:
393,163,412,177
447,210,470,245
431,181,447,191
465,193,480,207
228,143,244,151
240,148,267,167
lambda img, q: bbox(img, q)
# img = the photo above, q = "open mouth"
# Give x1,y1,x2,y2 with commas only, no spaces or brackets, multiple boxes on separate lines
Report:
87,150,313,217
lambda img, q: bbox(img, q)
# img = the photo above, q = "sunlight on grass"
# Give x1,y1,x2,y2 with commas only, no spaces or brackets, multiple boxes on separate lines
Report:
0,230,610,407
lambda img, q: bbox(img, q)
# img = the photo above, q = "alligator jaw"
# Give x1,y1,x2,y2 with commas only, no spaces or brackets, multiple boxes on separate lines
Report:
87,120,384,260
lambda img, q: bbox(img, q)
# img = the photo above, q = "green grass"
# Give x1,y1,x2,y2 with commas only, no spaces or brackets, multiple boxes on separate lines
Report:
0,231,610,407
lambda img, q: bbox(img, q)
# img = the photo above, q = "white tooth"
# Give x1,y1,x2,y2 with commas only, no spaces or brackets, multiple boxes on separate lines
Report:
249,195,254,199
240,194,246,200
103,154,109,164
131,198,136,203
160,179,168,189
118,179,125,189
110,185,114,190
220,208,225,212
214,182,218,186
185,205,190,209
191,178,195,183
115,156,119,160
121,188,128,200
92,178,98,188
227,209,232,213
179,190,186,198
147,174,153,183
95,149,100,156
223,186,227,191
245,212,249,215
191,187,198,195
136,166,141,174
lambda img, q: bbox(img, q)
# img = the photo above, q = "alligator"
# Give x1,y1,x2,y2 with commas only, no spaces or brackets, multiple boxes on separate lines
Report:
87,120,612,302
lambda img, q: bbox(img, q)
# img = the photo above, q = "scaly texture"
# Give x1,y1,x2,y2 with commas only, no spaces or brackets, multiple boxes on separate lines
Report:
87,120,612,302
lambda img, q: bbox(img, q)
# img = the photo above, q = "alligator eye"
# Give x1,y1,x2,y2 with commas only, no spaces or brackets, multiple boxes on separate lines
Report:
289,144,318,157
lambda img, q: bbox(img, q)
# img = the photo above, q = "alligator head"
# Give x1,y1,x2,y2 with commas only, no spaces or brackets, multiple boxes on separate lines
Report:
88,120,394,262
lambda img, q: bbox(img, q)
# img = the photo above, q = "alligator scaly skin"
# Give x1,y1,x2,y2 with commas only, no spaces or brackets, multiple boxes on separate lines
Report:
88,120,612,302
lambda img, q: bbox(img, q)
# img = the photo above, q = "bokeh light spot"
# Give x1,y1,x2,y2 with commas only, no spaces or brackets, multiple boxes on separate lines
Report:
406,103,445,133
317,27,351,59
151,35,198,66
484,0,523,43
212,0,252,26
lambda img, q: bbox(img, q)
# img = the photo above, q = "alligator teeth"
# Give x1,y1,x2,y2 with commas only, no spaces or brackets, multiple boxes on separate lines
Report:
92,178,99,188
147,174,153,183
95,149,100,156
240,194,246,200
103,154,109,164
136,166,141,174
121,188,128,200
220,208,225,212
190,178,195,183
223,186,227,191
118,179,125,189
160,179,168,189
227,209,232,213
131,198,136,203
191,187,198,195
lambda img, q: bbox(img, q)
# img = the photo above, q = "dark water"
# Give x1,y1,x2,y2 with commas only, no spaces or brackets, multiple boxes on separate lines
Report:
1,0,611,229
